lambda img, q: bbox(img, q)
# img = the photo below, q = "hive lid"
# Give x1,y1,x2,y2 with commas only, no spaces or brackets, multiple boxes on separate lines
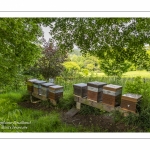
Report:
73,83,87,87
122,93,142,102
28,79,38,82
103,84,122,91
49,85,63,89
33,80,46,84
87,81,107,88
41,82,55,87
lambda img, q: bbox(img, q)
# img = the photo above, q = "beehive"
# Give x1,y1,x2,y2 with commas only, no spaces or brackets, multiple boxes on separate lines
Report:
73,83,87,98
87,81,107,102
27,79,38,93
33,80,46,95
121,93,142,113
49,85,63,103
41,82,55,98
102,84,122,107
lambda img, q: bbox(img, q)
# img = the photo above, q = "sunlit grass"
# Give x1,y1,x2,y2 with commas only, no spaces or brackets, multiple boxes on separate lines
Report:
123,70,150,78
94,70,150,78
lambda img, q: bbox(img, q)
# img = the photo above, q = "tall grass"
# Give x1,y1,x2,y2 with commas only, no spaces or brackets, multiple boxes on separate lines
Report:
1,71,150,132
0,91,94,132
55,75,150,131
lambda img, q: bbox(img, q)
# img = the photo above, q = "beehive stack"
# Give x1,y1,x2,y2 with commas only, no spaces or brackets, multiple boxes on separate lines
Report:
33,80,46,95
41,83,55,98
27,79,38,93
87,81,107,102
49,85,63,105
121,93,142,113
102,84,122,107
73,83,87,98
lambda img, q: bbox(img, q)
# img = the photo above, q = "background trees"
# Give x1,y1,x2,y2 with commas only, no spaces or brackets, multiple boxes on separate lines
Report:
43,18,150,74
27,38,67,81
1,17,150,91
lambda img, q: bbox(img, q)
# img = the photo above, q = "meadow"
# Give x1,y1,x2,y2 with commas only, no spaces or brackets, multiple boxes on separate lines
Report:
0,70,150,132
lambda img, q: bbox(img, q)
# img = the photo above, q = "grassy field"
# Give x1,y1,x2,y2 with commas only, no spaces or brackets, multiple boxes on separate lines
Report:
123,70,150,78
1,70,150,132
96,70,150,78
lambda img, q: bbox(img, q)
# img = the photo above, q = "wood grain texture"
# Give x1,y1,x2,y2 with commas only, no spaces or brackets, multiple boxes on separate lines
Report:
74,95,138,116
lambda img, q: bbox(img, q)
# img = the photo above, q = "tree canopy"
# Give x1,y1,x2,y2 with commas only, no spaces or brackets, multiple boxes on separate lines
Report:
26,38,67,80
0,18,44,82
43,18,150,70
1,18,150,87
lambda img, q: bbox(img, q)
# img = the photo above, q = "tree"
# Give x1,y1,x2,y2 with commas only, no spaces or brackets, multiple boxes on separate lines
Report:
0,18,44,86
63,61,80,71
86,64,94,71
27,38,67,80
100,59,132,78
62,61,80,78
43,18,150,71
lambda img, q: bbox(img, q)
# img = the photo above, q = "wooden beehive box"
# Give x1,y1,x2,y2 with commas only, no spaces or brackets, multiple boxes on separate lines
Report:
49,85,63,104
121,93,142,113
102,84,122,107
41,82,55,98
27,79,38,93
87,81,107,102
73,83,87,98
33,80,46,95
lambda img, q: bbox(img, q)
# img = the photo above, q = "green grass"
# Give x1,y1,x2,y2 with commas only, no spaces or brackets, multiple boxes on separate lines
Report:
88,70,150,78
1,70,150,132
0,91,94,132
55,73,150,131
123,70,150,78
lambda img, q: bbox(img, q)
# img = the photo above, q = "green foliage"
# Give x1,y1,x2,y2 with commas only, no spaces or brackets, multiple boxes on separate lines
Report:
1,74,150,132
137,105,150,130
79,105,106,115
62,61,80,78
108,110,124,124
2,18,150,92
0,90,94,132
26,39,67,80
68,53,101,72
58,94,75,110
48,19,146,51
124,76,144,94
86,64,94,71
100,59,132,78
63,61,80,71
122,105,150,131
43,18,150,73
0,18,43,86
124,76,150,108
80,69,89,77
28,112,61,132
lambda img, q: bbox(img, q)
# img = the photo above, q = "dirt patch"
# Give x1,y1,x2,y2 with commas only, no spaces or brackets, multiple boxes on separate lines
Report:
18,100,142,132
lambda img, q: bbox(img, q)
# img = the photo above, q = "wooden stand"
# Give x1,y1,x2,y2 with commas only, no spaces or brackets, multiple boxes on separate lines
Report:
74,94,138,116
29,92,56,106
